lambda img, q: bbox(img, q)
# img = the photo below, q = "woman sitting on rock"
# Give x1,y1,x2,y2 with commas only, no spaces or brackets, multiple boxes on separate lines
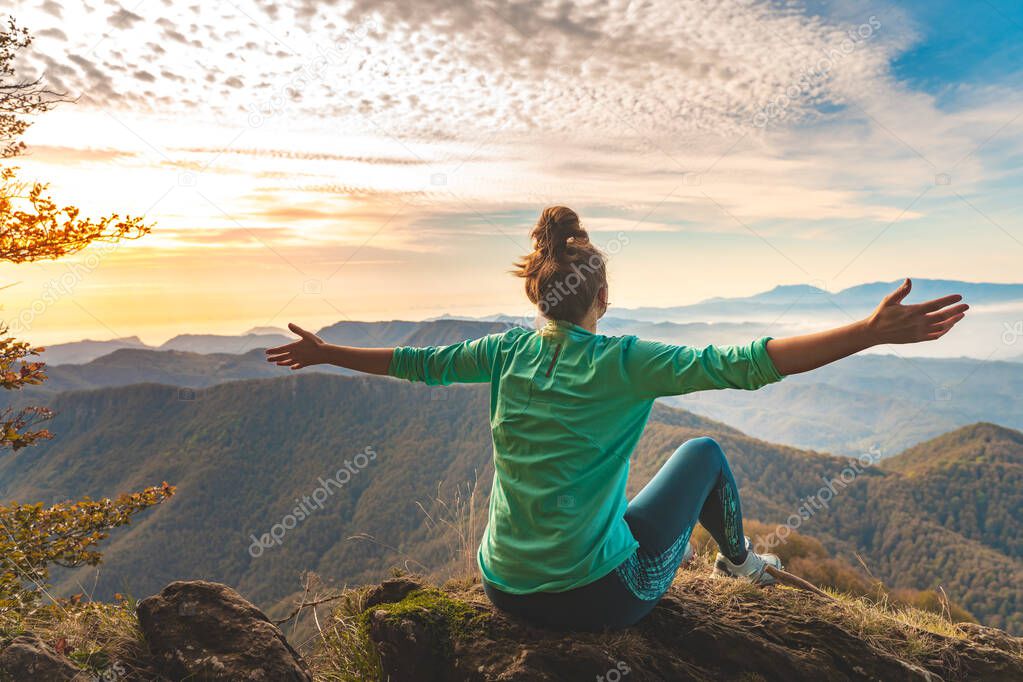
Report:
266,205,967,631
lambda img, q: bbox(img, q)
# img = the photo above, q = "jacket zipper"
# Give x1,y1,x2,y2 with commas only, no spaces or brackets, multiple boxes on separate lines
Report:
545,343,562,377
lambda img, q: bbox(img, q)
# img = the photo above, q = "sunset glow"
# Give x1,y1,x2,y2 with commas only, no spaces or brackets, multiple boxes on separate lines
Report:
4,0,1023,344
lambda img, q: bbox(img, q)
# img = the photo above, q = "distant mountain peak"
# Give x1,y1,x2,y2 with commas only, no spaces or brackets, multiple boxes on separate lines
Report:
243,326,288,335
915,421,1023,446
50,335,145,345
756,283,829,298
885,421,1023,474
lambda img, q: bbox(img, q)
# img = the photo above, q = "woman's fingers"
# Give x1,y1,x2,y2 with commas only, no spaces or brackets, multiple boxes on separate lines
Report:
288,322,320,343
926,313,966,334
924,303,969,322
266,340,300,355
925,323,961,340
267,323,321,355
883,278,912,306
916,294,963,314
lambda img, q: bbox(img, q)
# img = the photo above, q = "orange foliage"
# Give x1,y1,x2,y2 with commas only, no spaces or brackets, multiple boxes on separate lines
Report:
0,166,150,264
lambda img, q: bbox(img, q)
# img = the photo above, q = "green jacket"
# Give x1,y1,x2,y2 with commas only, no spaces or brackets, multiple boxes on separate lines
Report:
389,319,784,594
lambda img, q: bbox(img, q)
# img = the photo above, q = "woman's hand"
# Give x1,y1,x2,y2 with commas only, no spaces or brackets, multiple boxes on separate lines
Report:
265,324,395,374
766,278,968,375
265,323,327,370
865,278,969,345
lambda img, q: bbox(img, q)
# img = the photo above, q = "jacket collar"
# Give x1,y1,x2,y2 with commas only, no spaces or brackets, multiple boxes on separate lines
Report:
542,318,594,337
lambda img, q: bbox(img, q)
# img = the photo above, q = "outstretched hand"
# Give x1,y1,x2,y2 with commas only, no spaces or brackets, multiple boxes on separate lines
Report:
866,278,968,344
265,323,327,370
764,278,967,375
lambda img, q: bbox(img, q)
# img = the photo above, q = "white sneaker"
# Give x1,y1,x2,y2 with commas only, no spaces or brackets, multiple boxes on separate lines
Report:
713,536,782,586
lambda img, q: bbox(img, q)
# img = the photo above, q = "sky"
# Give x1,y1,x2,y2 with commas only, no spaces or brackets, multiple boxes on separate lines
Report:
2,0,1023,344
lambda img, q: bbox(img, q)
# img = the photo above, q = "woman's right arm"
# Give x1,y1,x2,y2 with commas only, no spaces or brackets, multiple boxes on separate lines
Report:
266,323,393,374
765,279,967,375
625,336,784,398
626,278,967,397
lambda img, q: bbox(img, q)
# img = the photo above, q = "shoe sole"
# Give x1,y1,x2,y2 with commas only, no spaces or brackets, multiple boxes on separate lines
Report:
713,559,779,586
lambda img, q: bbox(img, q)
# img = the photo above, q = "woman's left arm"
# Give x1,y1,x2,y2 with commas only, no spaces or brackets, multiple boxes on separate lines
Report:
765,278,968,376
266,322,505,384
266,323,393,374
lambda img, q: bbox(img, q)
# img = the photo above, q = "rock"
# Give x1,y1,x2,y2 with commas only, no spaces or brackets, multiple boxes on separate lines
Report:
358,575,1023,682
367,606,447,682
0,633,83,681
361,577,451,682
363,575,424,610
137,580,311,681
955,622,1023,652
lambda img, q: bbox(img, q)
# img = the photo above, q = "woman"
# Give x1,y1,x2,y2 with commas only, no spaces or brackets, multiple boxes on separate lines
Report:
265,206,968,631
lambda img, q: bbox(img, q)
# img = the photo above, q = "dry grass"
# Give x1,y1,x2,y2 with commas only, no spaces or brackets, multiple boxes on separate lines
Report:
301,586,382,682
415,474,487,582
5,556,1015,682
305,553,1020,681
306,481,1014,678
1,596,167,680
670,551,977,670
5,495,1013,681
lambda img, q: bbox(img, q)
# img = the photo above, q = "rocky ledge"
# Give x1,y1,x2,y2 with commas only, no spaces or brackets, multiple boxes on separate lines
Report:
2,570,1021,681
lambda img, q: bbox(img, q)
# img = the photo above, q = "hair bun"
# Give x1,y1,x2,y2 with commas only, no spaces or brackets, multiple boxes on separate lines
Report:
513,206,607,324
531,205,589,262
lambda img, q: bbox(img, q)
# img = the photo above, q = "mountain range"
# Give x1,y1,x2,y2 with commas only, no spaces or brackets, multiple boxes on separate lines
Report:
664,353,1023,454
4,278,1022,635
616,279,1023,322
0,374,1019,633
36,320,520,366
12,316,1023,456
35,278,1023,365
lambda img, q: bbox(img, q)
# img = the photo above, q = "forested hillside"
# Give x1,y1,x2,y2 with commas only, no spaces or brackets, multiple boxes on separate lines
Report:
664,353,1023,454
6,319,520,398
0,375,1019,632
22,316,1023,457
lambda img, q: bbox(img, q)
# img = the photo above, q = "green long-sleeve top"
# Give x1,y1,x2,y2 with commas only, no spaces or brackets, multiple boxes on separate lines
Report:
388,319,785,594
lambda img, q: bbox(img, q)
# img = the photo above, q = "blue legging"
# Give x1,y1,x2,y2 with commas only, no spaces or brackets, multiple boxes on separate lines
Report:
483,437,747,630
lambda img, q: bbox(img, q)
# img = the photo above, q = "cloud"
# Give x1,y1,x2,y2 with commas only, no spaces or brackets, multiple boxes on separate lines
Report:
163,28,188,43
66,53,119,98
258,206,340,221
12,0,1023,246
108,7,144,29
17,0,899,143
21,145,139,164
153,227,296,246
177,147,432,165
40,0,62,18
36,27,68,40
